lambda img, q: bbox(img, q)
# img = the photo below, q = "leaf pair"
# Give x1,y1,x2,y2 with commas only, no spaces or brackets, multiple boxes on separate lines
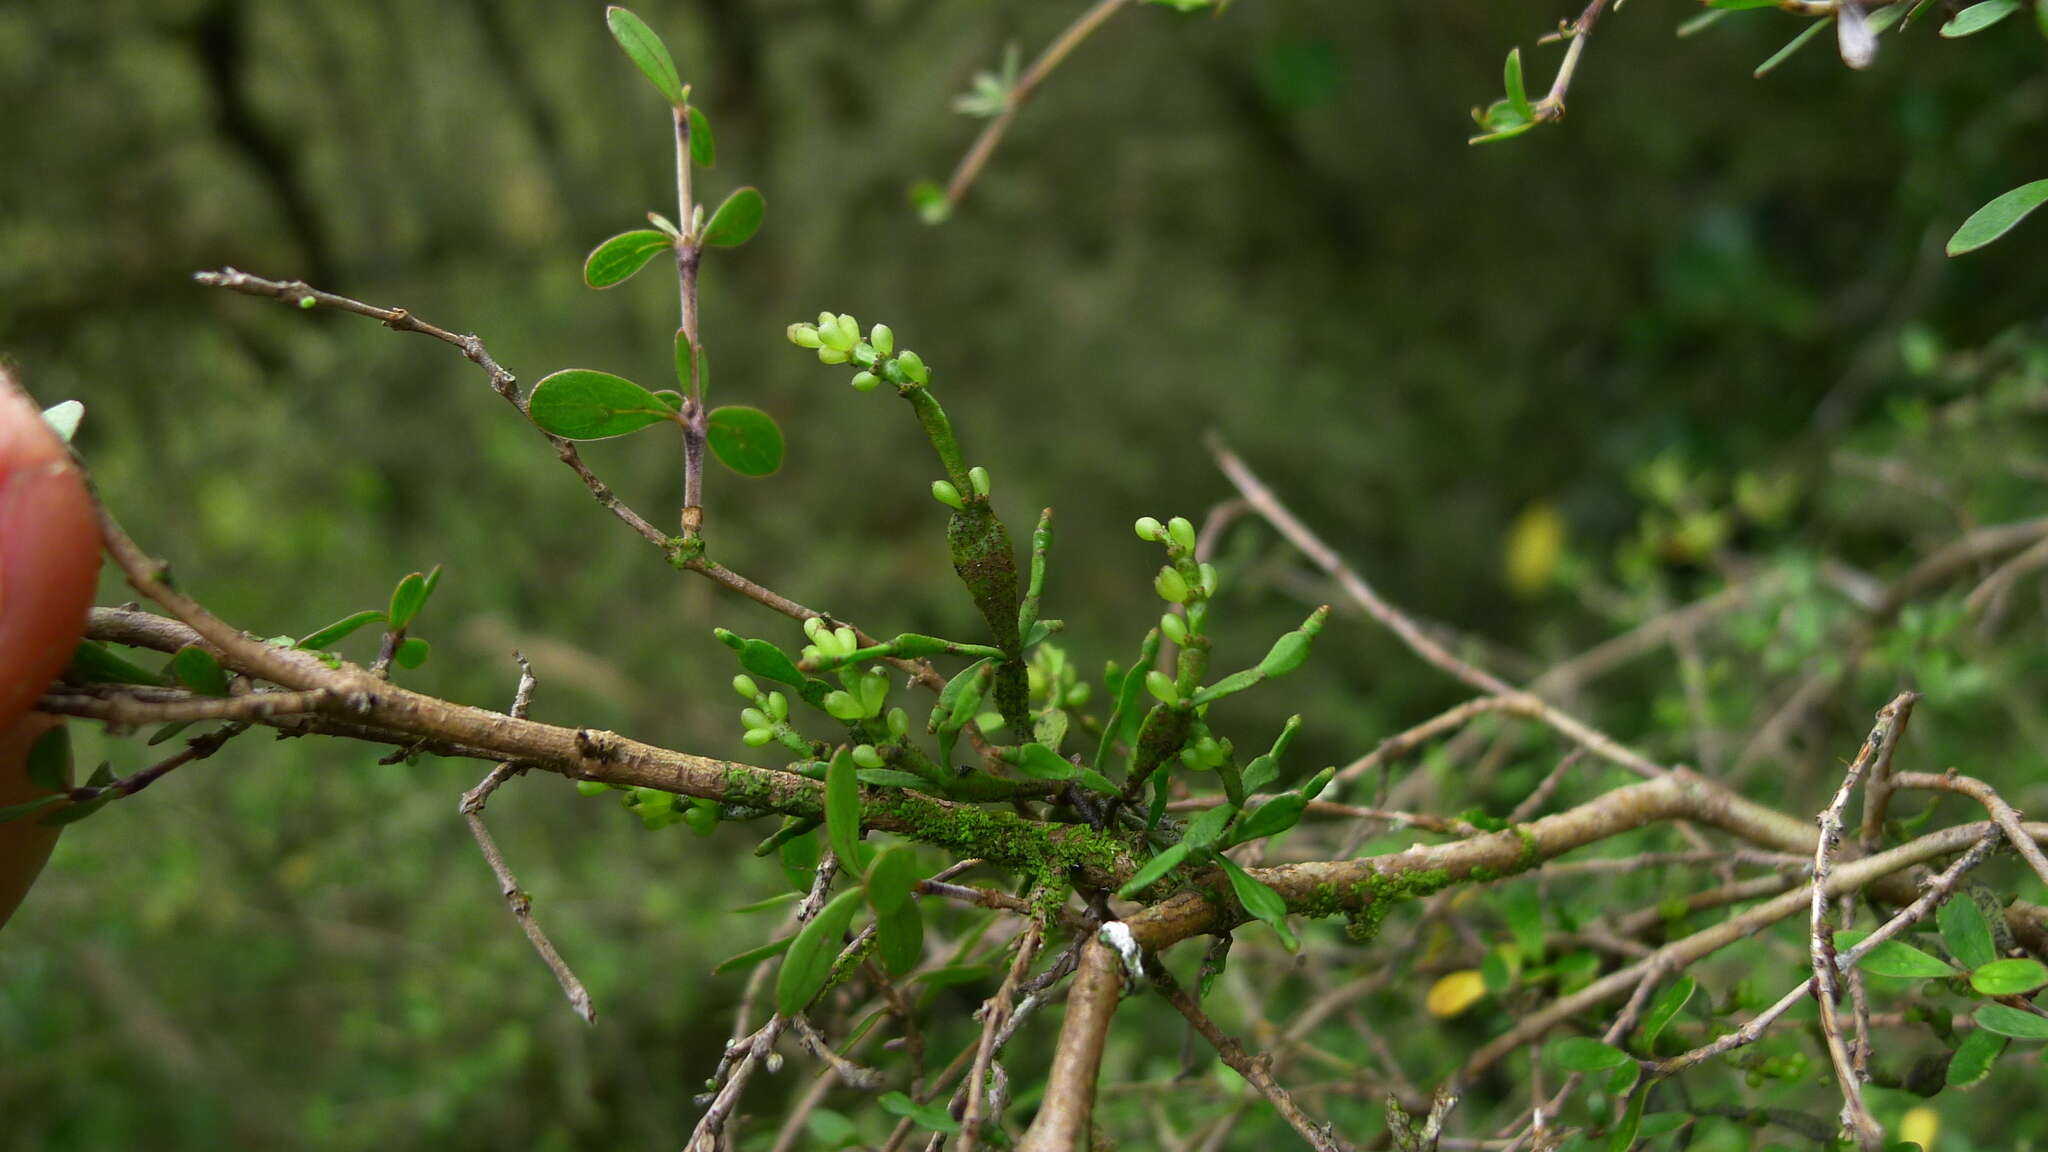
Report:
527,370,783,475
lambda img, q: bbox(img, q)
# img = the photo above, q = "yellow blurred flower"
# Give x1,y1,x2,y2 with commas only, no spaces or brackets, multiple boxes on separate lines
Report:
1426,969,1488,1018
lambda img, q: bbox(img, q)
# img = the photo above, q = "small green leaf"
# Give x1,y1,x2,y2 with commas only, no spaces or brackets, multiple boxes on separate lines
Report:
780,830,820,892
1946,179,2048,255
1218,855,1295,951
1638,975,1695,1051
702,186,765,247
730,891,802,914
705,405,784,477
1971,957,2048,996
1835,930,1959,979
1607,1088,1647,1152
388,571,429,630
1754,18,1828,76
1256,630,1314,678
40,400,83,444
39,794,114,826
605,6,685,106
1117,842,1190,899
528,369,678,440
866,845,918,915
393,637,430,669
172,646,230,697
1548,1036,1633,1072
1947,1026,2007,1086
1503,48,1533,121
583,229,674,288
1941,896,1998,970
1010,743,1077,781
26,727,70,793
825,749,863,872
775,886,865,1015
1232,793,1306,844
879,1091,960,1134
857,769,928,789
735,637,804,689
0,796,65,825
1181,803,1239,851
711,935,793,975
297,609,385,651
1941,0,2021,35
68,641,168,687
1974,1002,2048,1039
874,900,924,977
688,105,715,167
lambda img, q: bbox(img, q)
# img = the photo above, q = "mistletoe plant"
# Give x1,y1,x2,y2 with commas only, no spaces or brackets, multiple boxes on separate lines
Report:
19,6,2048,1152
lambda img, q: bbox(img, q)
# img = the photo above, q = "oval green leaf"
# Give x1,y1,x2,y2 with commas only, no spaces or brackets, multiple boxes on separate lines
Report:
1971,957,2048,996
1974,1002,2048,1040
1947,1026,2007,1087
702,186,765,247
825,749,863,873
738,638,804,688
711,934,793,976
774,886,865,1015
605,6,685,106
393,637,430,669
1548,1036,1634,1072
1180,803,1239,851
1638,974,1695,1050
1232,793,1306,845
1947,179,2048,256
1116,841,1189,899
388,571,428,630
1834,930,1959,979
1218,855,1296,951
297,609,385,651
1940,897,1998,970
68,641,167,687
584,229,674,288
172,645,230,697
874,900,924,977
1010,743,1077,781
706,405,784,476
688,105,715,168
528,369,678,440
1941,0,2021,36
866,845,919,916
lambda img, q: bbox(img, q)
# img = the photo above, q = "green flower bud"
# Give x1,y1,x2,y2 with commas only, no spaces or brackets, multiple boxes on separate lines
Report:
870,323,894,356
851,371,881,392
799,645,823,667
969,466,991,498
819,319,855,352
833,626,858,656
1160,612,1189,646
897,350,928,385
1063,681,1092,708
824,690,865,720
298,295,317,310
1134,516,1164,542
1199,562,1219,598
852,744,885,769
852,342,879,368
1027,666,1047,696
787,323,822,349
1180,747,1207,771
834,313,860,348
742,727,775,747
1144,669,1179,704
887,707,910,740
882,359,908,386
766,691,789,721
633,787,676,815
817,311,836,328
682,801,719,836
932,480,965,510
576,779,610,797
1155,565,1190,604
741,707,770,731
732,674,760,700
817,345,850,365
804,616,830,644
1167,517,1197,553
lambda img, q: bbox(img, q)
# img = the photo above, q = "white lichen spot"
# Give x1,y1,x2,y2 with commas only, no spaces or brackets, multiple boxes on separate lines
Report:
1099,921,1144,982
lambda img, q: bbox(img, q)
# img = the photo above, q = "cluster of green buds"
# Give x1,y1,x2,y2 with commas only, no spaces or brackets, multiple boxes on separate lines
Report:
803,618,892,722
1178,728,1233,772
930,465,991,512
786,313,929,392
576,779,721,834
1135,516,1219,657
732,675,810,753
1026,644,1092,711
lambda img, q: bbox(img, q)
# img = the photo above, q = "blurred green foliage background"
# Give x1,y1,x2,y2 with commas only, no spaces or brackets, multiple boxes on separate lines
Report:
2,1,2044,1148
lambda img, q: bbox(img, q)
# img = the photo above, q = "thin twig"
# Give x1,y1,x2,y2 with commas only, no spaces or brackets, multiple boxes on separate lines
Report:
1149,966,1355,1152
458,654,594,1024
1894,768,2048,891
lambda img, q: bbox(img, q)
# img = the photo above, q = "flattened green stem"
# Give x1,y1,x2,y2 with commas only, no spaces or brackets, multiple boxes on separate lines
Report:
902,385,972,492
1095,628,1162,775
1018,508,1054,639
